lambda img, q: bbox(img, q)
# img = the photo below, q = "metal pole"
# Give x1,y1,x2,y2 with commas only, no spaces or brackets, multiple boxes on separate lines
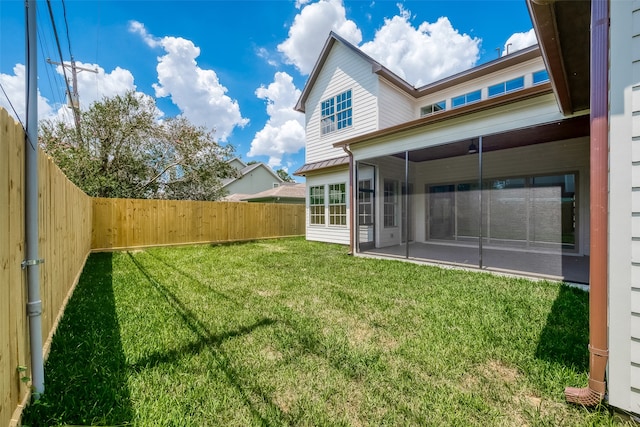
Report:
25,0,45,399
478,136,483,269
405,151,409,259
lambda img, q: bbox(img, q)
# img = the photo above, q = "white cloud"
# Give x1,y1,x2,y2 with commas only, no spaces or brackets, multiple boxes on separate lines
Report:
129,21,248,142
278,0,362,75
0,64,55,124
360,7,480,86
503,29,537,56
64,62,136,109
248,72,305,168
0,60,141,126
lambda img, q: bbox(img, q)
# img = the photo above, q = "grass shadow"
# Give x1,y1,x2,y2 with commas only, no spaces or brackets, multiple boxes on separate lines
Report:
21,252,134,427
126,252,288,426
535,284,590,369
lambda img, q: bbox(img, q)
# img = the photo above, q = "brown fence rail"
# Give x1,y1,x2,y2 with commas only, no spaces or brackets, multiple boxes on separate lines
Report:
92,198,305,250
1,109,93,427
1,107,306,427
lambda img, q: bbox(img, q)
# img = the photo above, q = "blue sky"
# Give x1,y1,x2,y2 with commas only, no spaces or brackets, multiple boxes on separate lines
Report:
0,0,536,180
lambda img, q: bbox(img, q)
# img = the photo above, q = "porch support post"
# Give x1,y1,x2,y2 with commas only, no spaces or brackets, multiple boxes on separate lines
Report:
478,136,483,269
405,150,409,259
343,145,355,255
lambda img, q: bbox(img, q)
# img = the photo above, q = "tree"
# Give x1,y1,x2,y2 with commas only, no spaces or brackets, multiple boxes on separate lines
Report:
276,168,295,183
39,91,237,200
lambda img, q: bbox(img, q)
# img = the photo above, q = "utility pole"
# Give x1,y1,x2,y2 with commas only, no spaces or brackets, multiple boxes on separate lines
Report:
46,57,97,129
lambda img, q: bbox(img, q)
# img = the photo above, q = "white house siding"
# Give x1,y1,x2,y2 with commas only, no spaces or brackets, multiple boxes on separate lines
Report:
305,42,379,164
608,0,640,415
378,80,416,128
305,168,351,245
414,57,548,116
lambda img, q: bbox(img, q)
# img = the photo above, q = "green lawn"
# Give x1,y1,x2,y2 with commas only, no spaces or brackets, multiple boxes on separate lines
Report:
23,238,624,426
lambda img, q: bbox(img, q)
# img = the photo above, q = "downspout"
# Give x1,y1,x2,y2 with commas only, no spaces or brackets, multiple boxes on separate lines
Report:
343,145,354,255
24,0,45,399
565,0,609,406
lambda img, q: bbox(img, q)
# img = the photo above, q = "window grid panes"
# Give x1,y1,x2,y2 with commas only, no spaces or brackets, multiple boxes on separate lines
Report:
321,90,352,135
321,98,335,134
309,185,325,225
452,90,481,108
383,180,397,228
488,76,524,98
328,183,347,226
533,69,550,85
420,100,446,117
358,180,373,225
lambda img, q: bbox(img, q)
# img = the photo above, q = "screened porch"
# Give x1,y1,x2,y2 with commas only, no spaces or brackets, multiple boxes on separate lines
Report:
353,116,591,284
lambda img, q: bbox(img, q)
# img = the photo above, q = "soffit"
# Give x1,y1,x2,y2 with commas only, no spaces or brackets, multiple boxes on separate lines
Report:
527,0,591,115
391,114,590,163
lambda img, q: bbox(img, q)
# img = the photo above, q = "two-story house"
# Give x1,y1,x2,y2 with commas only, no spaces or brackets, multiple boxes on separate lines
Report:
295,0,640,417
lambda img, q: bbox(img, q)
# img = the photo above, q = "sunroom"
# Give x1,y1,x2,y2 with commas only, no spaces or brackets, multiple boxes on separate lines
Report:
344,113,590,284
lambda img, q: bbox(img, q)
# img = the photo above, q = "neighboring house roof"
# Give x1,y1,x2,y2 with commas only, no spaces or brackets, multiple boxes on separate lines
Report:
221,193,250,202
241,183,306,202
295,31,542,113
221,161,284,188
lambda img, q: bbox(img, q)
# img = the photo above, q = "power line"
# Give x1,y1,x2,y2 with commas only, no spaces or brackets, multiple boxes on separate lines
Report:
45,0,76,128
0,82,26,131
61,0,74,62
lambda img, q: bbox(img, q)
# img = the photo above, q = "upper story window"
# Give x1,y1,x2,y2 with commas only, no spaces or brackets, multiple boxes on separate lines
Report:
451,90,481,108
420,100,446,117
321,90,352,135
532,69,550,85
488,76,525,98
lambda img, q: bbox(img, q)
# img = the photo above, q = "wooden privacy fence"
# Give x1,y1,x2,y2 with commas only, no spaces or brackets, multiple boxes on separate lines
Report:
0,107,306,427
92,198,305,250
1,109,93,426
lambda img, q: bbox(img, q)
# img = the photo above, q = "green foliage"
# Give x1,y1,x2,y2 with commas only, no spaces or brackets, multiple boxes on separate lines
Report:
39,91,237,200
276,168,295,182
22,239,626,426
17,365,30,385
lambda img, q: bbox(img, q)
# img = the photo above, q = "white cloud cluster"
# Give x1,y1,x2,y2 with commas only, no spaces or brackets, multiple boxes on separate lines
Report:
278,0,362,75
0,61,136,125
129,21,248,142
248,72,305,168
502,29,538,56
360,9,480,86
0,64,54,124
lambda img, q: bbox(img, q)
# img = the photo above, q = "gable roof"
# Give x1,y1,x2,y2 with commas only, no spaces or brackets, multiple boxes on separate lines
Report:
295,31,542,113
241,183,306,202
221,161,284,188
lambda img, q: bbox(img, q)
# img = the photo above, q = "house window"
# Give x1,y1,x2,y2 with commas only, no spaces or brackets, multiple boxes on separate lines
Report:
273,183,279,188
383,180,397,228
420,100,446,117
451,90,481,108
309,185,325,225
328,183,347,226
488,76,525,98
321,90,352,135
533,69,550,85
358,179,373,225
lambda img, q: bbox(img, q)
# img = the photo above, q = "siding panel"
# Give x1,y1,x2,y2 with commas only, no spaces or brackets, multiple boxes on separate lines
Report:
305,43,379,164
378,80,415,128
